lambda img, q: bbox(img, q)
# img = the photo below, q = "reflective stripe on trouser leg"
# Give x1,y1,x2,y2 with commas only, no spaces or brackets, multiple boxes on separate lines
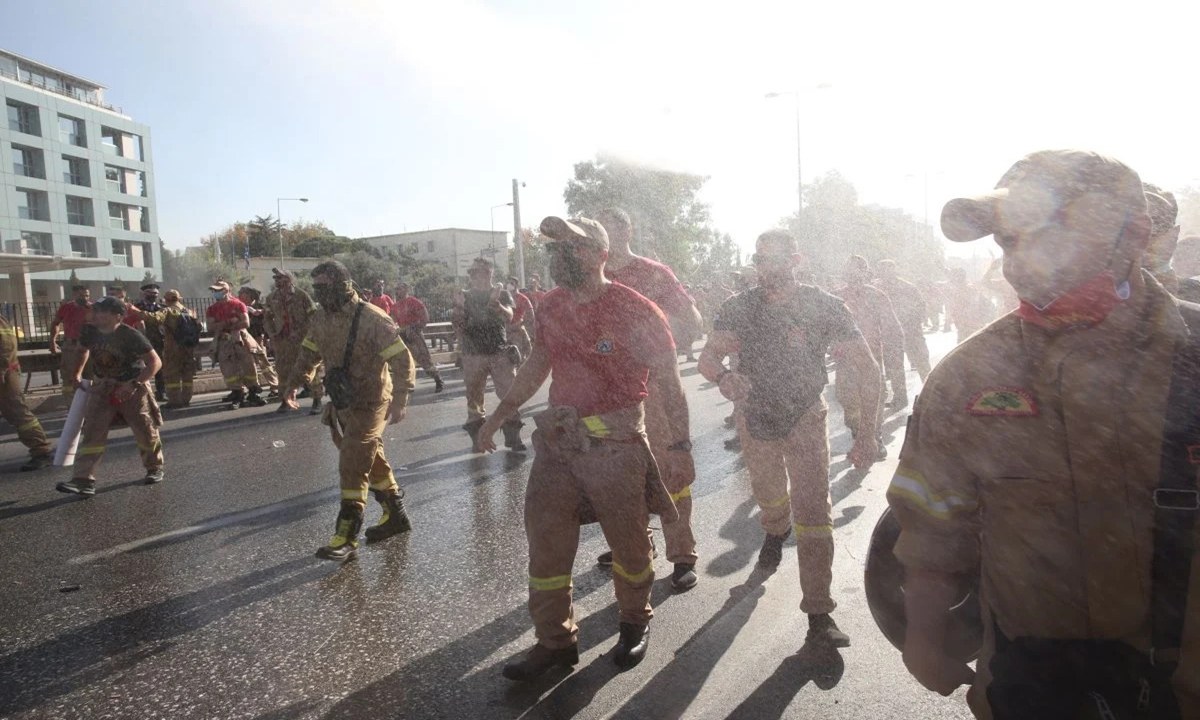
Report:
577,439,654,627
645,392,698,565
460,354,490,421
73,392,119,481
525,430,583,649
123,385,164,471
784,401,836,615
741,412,794,537
337,403,390,511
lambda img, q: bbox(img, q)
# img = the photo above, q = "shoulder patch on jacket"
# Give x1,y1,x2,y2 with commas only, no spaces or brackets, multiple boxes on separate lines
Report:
966,387,1038,417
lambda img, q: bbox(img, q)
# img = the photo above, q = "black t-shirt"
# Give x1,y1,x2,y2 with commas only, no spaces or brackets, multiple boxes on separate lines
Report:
85,324,153,381
461,288,513,355
713,284,862,439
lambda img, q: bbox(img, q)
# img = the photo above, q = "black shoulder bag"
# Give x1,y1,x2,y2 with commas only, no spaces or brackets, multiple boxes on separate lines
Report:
324,302,365,410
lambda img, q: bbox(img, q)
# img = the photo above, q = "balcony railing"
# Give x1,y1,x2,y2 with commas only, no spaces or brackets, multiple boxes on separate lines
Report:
0,67,123,114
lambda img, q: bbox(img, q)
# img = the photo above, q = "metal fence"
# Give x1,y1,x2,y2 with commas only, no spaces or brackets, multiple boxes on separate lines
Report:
3,296,455,348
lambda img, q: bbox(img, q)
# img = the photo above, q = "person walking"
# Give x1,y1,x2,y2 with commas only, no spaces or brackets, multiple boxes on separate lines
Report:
48,284,91,400
699,229,881,649
56,296,164,496
280,261,416,561
0,314,53,471
206,280,268,409
478,216,692,680
390,282,444,392
265,269,322,414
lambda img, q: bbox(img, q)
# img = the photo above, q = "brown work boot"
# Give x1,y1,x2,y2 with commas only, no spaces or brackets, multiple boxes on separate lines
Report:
502,419,526,452
805,613,851,648
364,490,412,543
20,453,53,472
613,623,649,669
502,643,579,681
315,503,363,562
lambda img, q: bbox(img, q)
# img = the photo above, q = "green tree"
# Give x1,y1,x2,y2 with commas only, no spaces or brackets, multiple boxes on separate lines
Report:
784,171,944,284
563,153,725,278
247,215,281,257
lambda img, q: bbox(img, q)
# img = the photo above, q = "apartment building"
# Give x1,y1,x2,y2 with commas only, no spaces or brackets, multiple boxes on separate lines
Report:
0,48,159,306
359,228,510,281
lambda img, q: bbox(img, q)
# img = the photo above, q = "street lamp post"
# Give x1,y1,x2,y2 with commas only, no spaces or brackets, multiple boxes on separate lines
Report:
765,84,831,219
490,202,513,269
276,197,309,270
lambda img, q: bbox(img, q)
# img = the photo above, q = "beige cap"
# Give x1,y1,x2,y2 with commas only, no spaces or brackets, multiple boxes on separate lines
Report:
539,216,609,251
941,150,1147,242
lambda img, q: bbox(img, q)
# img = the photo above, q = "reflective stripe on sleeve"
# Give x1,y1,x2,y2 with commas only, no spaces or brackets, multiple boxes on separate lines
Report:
529,574,572,592
301,337,319,352
17,418,42,432
378,339,409,361
669,485,692,502
886,466,977,520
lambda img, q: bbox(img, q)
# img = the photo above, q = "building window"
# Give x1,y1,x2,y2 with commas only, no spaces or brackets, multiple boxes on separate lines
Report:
17,231,53,255
11,144,45,179
139,207,150,233
100,127,144,160
66,196,94,226
426,240,435,252
58,114,86,147
6,100,39,135
70,235,97,258
105,166,124,193
108,202,129,230
17,189,50,221
111,240,151,268
64,155,90,186
408,242,418,254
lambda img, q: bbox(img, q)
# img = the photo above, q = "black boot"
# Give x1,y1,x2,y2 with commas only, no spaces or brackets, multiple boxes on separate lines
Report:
309,396,323,416
502,419,526,452
242,388,267,407
228,389,245,409
463,417,485,447
502,643,579,682
432,371,444,393
315,502,364,562
758,527,791,568
805,613,851,648
613,623,649,669
364,489,412,543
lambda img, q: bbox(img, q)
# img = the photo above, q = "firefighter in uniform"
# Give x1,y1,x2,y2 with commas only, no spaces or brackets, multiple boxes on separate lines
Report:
875,258,933,393
889,150,1200,718
281,261,416,561
153,289,201,408
0,314,53,471
206,280,268,408
56,296,164,496
477,216,692,680
265,269,322,414
834,254,903,459
132,283,168,401
391,282,444,392
596,206,705,590
49,284,92,400
699,229,880,649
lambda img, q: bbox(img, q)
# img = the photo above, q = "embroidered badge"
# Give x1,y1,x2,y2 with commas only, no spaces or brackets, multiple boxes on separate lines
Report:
966,388,1039,417
596,339,614,354
1188,445,1200,465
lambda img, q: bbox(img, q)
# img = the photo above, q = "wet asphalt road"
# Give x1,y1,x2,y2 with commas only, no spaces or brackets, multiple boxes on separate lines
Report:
0,332,972,720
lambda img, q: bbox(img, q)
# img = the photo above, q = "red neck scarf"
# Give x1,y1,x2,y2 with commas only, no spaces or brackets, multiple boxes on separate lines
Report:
1015,271,1126,332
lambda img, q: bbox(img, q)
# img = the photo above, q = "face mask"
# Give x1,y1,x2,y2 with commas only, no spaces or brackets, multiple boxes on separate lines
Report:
314,281,354,309
76,298,88,306
1015,271,1128,332
212,291,227,301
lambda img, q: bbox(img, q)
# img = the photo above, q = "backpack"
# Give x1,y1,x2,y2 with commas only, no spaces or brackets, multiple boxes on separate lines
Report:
174,310,202,347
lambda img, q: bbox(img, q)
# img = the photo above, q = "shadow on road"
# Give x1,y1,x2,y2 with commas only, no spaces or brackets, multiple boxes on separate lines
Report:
726,642,845,718
0,556,339,717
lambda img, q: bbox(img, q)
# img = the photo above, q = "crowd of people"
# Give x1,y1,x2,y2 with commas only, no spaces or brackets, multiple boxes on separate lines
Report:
3,147,1200,719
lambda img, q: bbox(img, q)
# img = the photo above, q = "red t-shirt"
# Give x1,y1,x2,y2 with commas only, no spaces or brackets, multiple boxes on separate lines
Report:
528,290,547,309
390,296,429,328
511,291,534,325
54,301,91,340
206,298,248,326
605,256,693,318
536,282,675,417
370,294,395,315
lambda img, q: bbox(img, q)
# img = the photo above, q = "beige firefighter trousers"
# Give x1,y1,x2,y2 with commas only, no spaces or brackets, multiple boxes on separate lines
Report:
462,352,517,422
738,399,836,615
1,367,51,457
325,402,399,509
73,380,163,481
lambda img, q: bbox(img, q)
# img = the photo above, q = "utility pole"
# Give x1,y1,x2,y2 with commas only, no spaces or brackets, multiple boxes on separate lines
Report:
512,179,525,287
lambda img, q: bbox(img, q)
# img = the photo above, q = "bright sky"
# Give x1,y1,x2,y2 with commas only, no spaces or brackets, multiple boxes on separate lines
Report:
6,0,1200,259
